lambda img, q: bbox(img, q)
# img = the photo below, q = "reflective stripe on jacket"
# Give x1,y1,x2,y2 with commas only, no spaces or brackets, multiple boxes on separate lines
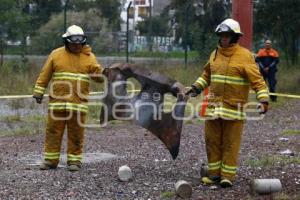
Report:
33,45,104,113
194,44,269,120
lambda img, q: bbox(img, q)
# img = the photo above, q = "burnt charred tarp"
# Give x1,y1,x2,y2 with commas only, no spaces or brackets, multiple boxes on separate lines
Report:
100,63,187,159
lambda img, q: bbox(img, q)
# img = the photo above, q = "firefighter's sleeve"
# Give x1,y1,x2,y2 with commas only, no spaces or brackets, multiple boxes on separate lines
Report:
192,62,211,90
33,55,54,97
89,53,104,83
244,54,269,102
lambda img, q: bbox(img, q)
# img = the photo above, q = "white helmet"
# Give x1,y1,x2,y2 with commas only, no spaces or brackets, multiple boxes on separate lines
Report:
62,25,86,44
215,18,243,35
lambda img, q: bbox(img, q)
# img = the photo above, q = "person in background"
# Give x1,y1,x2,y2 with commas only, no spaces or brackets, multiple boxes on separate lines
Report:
33,25,106,171
186,18,269,187
256,39,279,102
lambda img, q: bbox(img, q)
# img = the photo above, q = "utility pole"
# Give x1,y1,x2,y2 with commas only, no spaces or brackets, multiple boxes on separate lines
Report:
126,1,132,63
148,0,153,52
64,0,69,32
184,3,191,68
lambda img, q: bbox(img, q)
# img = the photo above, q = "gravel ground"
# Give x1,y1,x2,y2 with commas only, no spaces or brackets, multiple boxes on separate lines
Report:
0,99,299,200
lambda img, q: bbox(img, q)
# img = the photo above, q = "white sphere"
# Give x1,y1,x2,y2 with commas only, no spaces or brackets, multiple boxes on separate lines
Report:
118,165,132,181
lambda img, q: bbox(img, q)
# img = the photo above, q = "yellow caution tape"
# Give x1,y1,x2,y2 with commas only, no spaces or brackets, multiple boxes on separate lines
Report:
0,90,141,100
0,90,299,99
269,92,300,99
0,94,48,99
249,91,300,99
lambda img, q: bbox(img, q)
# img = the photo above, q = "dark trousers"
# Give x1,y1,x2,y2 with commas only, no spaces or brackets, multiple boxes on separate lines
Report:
260,68,277,101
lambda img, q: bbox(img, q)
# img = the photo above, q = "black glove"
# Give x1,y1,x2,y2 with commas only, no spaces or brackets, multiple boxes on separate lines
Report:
185,85,202,97
257,101,269,114
33,95,43,104
102,67,110,77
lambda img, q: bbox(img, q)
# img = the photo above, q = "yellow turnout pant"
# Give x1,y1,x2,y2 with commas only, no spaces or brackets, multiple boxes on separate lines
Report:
205,118,244,181
43,111,86,166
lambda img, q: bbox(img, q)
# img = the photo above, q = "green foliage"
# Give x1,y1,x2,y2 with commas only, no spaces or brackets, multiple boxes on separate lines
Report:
29,0,62,28
169,0,231,56
254,0,300,65
0,0,122,56
71,0,121,30
0,1,31,54
136,16,169,36
30,9,115,54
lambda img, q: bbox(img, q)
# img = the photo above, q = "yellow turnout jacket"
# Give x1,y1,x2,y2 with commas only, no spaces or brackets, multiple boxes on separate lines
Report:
33,45,104,113
194,44,269,120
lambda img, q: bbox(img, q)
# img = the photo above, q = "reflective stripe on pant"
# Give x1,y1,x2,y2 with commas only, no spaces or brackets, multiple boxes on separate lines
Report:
205,118,244,181
44,111,86,165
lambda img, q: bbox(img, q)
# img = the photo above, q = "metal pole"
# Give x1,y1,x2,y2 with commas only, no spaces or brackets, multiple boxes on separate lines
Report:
64,0,69,32
149,0,153,52
184,4,190,68
126,1,132,63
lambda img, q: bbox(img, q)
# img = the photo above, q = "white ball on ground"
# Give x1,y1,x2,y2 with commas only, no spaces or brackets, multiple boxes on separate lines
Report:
118,165,132,182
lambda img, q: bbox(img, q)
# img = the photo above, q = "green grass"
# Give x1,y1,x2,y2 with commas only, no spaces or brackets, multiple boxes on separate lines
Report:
5,47,199,59
0,127,34,136
245,155,300,168
0,114,45,123
276,65,300,94
129,51,199,59
95,50,199,59
0,115,22,123
160,191,175,199
282,130,300,136
0,58,299,98
0,60,40,95
0,114,46,136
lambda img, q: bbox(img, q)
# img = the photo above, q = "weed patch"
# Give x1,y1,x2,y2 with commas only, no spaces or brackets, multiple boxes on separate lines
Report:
282,130,300,136
160,191,175,199
245,155,300,168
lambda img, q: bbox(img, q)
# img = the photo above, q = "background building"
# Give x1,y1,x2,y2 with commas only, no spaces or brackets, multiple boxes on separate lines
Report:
120,0,170,31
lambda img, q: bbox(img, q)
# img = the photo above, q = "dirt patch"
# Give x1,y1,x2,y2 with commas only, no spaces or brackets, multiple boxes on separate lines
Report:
0,100,299,199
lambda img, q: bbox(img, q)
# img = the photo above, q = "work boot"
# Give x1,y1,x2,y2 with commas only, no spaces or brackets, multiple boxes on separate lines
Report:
220,178,233,188
68,164,81,172
201,176,221,185
39,161,57,170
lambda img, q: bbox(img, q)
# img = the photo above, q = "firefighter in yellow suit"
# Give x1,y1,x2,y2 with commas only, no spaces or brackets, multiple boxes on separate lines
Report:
186,19,269,187
33,25,105,171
